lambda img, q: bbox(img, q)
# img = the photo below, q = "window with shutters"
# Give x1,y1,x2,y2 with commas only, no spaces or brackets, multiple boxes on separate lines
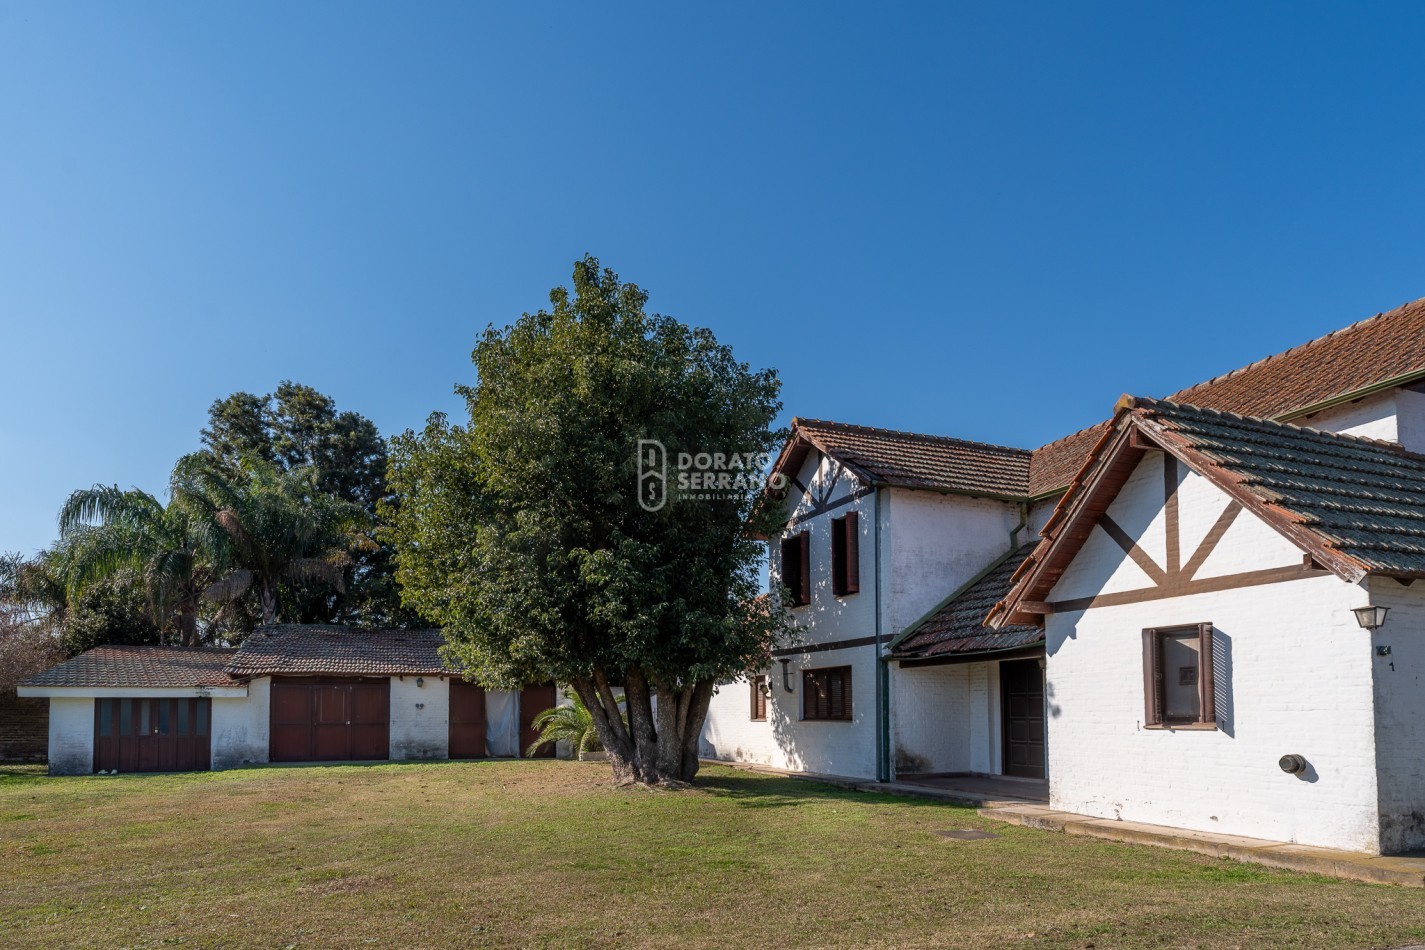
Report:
802,666,852,721
1142,623,1216,728
830,512,860,596
750,675,768,721
780,532,811,607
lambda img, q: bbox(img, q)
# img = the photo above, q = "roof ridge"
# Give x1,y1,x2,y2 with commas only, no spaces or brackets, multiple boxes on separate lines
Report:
793,417,1032,456
1166,297,1425,401
1031,420,1109,454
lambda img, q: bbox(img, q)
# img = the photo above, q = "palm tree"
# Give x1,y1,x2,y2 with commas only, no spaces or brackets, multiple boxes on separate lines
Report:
56,486,224,646
524,692,623,757
0,549,71,632
175,453,365,625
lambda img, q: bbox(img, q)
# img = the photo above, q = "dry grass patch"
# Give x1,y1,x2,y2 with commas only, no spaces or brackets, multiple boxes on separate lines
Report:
1,761,1423,948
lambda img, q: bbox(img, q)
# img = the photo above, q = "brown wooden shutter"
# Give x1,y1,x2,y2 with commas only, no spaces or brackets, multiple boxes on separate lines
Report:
1142,628,1162,726
797,532,811,606
1198,622,1216,725
843,512,860,594
841,666,852,719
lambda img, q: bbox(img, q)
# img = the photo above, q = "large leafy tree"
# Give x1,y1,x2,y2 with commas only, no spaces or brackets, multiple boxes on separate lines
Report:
201,381,410,625
385,257,787,785
175,453,364,626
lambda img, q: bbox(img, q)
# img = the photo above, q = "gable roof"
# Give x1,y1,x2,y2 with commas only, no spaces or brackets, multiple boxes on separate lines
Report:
1164,296,1425,421
889,545,1042,662
22,646,238,689
992,396,1425,627
224,625,449,678
1023,297,1425,497
770,418,1032,500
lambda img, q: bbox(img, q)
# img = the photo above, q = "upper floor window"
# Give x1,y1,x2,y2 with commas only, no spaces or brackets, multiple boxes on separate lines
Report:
1142,623,1216,727
830,512,860,596
781,532,810,607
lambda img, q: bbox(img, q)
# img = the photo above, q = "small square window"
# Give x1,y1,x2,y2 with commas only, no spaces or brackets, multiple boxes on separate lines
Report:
1143,624,1216,727
802,666,852,721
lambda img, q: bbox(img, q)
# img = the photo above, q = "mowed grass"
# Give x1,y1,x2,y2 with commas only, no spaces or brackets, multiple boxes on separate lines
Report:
1,762,1424,948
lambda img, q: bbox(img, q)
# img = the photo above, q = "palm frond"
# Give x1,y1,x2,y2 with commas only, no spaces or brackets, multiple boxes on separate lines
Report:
203,569,254,604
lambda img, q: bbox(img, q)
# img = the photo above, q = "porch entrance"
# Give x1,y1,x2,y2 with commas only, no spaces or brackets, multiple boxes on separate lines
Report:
1000,659,1046,779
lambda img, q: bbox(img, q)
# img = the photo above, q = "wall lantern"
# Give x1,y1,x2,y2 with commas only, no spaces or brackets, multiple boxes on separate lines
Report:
416,676,425,687
779,657,794,692
1353,605,1390,631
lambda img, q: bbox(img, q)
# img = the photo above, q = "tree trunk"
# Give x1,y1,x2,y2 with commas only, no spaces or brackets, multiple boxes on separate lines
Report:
259,579,279,625
576,664,717,786
177,600,198,647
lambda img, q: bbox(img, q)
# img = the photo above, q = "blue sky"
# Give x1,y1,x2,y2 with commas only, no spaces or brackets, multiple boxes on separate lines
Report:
3,3,1425,556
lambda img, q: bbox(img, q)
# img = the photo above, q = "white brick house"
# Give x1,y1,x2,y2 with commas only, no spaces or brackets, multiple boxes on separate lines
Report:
992,395,1425,854
20,626,563,774
704,297,1425,854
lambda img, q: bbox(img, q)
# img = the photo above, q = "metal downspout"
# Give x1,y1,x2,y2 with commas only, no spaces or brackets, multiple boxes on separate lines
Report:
875,487,891,783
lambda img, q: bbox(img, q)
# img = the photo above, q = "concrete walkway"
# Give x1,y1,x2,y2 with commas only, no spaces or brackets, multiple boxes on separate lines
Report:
706,759,1048,808
981,802,1425,888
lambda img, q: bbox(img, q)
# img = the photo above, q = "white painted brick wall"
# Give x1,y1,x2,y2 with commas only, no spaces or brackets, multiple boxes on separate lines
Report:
1368,576,1425,852
46,697,94,775
702,644,880,778
892,664,969,773
212,677,269,769
1293,389,1400,443
390,675,450,760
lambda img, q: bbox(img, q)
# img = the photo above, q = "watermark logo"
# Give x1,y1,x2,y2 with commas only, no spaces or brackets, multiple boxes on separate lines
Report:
638,439,667,512
637,440,786,511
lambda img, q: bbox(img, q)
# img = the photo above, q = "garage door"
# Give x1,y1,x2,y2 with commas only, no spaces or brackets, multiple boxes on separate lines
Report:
94,697,211,773
270,677,390,762
520,682,558,758
448,679,487,759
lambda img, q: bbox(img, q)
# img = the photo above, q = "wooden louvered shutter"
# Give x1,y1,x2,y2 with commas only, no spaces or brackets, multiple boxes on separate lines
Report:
797,532,811,606
1198,623,1216,725
843,512,860,594
828,671,844,719
1142,628,1163,726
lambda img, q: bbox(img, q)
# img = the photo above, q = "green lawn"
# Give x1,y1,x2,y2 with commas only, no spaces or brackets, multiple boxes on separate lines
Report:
1,761,1423,948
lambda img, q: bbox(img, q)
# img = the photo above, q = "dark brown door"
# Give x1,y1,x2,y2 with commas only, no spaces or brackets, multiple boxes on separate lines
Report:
1000,659,1046,779
449,679,487,759
94,697,211,773
270,678,390,762
519,682,558,758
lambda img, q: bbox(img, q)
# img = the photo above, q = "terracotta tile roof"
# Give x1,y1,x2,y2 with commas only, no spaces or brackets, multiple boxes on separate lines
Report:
783,418,1032,498
1133,397,1425,578
1025,297,1425,496
993,396,1425,626
1028,423,1111,497
22,646,238,689
225,625,449,678
1165,297,1425,420
890,546,1043,661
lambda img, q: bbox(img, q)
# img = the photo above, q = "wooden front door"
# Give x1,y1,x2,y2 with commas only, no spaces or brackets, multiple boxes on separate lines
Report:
1000,659,1046,779
270,678,390,762
519,682,558,758
449,679,487,759
94,697,211,773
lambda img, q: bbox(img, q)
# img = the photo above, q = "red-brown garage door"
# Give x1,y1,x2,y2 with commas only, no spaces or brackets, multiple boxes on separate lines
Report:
94,697,211,773
270,677,390,762
448,679,487,759
520,682,558,758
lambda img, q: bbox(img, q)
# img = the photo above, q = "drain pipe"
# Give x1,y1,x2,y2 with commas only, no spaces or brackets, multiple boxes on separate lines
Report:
1010,501,1029,550
875,487,891,783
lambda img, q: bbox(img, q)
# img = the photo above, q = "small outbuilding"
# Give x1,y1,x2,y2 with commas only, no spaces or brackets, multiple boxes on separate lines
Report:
18,625,560,775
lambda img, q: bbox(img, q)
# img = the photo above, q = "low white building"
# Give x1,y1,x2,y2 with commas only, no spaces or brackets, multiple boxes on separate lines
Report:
19,625,562,775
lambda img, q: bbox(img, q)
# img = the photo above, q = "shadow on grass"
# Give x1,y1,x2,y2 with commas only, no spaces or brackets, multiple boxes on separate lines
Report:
694,770,973,811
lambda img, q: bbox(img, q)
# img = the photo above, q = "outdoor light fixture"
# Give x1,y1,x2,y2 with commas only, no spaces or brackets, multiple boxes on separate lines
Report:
1353,605,1390,631
416,676,425,687
779,657,794,692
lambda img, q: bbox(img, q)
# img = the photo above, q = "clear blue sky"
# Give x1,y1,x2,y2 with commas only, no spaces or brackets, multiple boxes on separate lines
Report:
3,2,1425,557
